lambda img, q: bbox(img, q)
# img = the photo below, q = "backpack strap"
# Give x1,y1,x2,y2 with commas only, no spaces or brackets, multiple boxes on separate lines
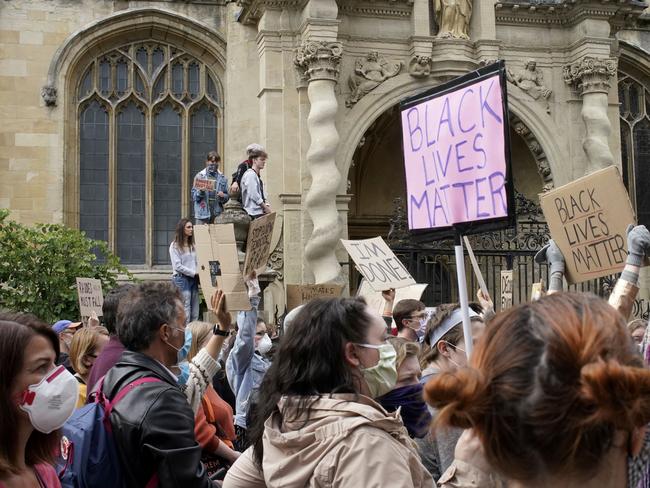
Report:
103,377,163,433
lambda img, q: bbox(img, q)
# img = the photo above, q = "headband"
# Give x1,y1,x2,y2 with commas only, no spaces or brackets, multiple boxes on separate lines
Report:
428,308,480,346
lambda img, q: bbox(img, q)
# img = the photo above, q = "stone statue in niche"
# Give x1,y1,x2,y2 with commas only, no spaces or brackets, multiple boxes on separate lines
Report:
434,0,472,39
507,60,552,113
408,55,433,78
346,52,401,107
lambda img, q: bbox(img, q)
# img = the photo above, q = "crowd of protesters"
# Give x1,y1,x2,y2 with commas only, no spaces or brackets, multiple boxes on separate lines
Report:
3,144,650,487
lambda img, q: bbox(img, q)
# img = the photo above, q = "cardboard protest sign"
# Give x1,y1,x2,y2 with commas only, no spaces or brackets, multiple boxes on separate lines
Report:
356,278,386,312
531,280,546,301
342,237,416,291
400,61,514,238
194,224,251,311
500,270,513,311
539,166,635,284
76,278,103,318
243,213,276,276
463,236,489,299
286,284,344,311
193,176,216,191
357,279,428,327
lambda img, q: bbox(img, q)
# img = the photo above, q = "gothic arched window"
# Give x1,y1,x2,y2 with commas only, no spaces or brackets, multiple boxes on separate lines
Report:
77,42,222,265
619,71,650,228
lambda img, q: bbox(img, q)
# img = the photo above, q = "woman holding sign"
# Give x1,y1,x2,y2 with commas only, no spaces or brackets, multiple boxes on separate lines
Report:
170,218,200,324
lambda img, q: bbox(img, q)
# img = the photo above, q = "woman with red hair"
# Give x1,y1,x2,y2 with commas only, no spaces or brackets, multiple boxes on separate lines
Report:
425,292,650,488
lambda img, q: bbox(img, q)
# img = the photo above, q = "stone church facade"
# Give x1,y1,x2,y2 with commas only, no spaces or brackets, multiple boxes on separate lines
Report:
2,0,650,314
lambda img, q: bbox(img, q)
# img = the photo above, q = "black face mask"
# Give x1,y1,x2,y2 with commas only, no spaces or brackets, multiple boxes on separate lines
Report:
207,163,217,173
378,383,432,438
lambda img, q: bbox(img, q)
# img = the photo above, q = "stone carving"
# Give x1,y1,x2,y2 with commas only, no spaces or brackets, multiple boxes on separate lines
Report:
563,57,617,172
507,60,552,113
511,115,554,191
346,52,401,107
295,40,344,283
434,0,472,39
408,55,433,78
41,85,57,107
563,56,617,94
268,237,284,282
294,40,343,82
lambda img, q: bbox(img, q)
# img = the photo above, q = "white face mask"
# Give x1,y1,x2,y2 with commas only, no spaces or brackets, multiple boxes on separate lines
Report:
415,318,428,342
19,365,78,434
257,333,272,355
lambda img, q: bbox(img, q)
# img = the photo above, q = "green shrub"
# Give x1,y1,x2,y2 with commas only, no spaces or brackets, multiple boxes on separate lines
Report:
0,209,133,323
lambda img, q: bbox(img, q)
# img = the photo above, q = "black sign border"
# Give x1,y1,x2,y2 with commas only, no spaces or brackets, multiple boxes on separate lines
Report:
399,61,516,242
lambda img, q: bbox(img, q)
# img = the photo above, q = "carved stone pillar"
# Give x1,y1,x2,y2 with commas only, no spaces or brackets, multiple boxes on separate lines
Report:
563,56,617,173
294,41,343,284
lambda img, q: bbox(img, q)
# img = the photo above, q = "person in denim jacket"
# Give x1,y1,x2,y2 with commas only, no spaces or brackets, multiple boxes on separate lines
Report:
192,151,229,224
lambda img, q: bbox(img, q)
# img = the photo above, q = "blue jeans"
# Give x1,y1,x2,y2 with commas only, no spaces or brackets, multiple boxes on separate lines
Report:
172,275,199,324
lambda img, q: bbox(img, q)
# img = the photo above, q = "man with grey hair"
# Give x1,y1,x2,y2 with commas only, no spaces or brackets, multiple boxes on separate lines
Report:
230,143,265,199
102,282,215,487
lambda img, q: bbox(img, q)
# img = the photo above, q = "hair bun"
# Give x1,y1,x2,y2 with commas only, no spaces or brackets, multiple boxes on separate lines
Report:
580,359,650,429
424,367,488,429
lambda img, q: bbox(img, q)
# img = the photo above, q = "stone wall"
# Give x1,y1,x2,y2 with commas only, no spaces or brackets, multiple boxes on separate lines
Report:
0,0,228,226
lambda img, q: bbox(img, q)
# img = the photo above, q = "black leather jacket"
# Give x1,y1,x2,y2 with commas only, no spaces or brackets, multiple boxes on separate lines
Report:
103,351,212,488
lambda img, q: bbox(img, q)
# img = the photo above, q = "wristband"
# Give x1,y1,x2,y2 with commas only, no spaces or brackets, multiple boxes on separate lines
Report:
212,324,229,336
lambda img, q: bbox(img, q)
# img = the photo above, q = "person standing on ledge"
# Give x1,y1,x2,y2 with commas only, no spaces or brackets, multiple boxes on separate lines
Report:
230,143,264,201
192,151,229,225
240,149,271,220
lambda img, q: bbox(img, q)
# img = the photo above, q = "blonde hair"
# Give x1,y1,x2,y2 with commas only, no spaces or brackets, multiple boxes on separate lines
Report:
387,336,420,371
69,326,108,377
187,321,213,362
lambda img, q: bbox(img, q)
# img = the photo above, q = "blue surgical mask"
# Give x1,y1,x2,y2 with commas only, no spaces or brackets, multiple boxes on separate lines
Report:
178,328,192,363
176,361,190,386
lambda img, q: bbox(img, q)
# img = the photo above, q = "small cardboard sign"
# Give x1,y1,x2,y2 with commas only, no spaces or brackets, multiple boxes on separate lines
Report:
531,280,546,301
500,270,513,311
342,237,416,291
539,166,635,284
193,176,216,191
357,279,428,327
194,224,251,311
243,213,276,276
76,278,104,319
286,284,344,311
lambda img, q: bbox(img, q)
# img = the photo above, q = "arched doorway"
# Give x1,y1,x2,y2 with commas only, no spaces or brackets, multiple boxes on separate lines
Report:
347,105,553,306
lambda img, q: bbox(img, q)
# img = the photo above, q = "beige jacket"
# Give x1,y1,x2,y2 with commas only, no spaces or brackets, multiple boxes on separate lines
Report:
223,394,435,488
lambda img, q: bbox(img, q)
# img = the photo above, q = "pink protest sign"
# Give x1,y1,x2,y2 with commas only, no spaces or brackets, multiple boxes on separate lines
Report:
401,71,510,232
